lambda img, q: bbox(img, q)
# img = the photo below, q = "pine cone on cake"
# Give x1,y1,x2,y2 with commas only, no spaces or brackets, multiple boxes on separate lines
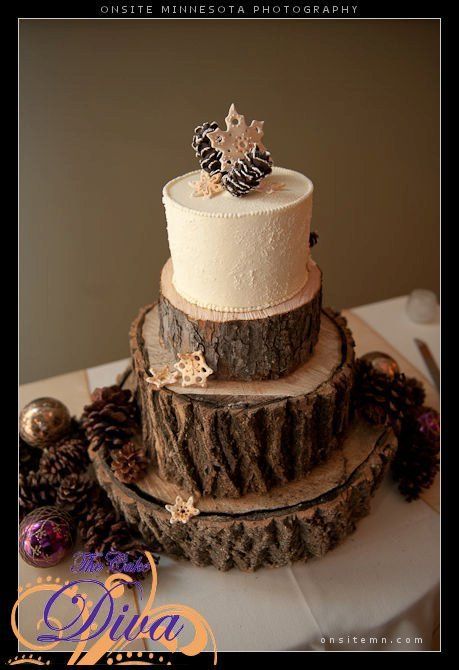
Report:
192,121,222,176
56,472,97,515
39,438,89,486
19,471,56,520
354,358,425,427
223,146,273,197
81,385,138,453
111,441,149,484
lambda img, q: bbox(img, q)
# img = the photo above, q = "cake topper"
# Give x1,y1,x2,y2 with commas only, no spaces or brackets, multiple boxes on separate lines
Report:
207,104,266,172
191,104,273,197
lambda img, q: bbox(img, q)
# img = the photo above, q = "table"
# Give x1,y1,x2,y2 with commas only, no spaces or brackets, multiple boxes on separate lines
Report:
18,295,440,653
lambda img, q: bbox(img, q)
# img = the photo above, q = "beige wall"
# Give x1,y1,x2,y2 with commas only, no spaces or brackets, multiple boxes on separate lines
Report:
19,19,440,383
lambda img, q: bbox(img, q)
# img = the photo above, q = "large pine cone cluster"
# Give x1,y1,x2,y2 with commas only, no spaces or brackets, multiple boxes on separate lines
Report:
354,358,425,427
81,385,138,453
223,147,272,197
111,441,149,484
192,121,222,176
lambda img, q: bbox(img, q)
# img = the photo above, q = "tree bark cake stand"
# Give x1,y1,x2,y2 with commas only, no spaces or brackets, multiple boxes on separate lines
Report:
158,258,323,381
130,303,355,498
93,301,399,571
92,421,397,572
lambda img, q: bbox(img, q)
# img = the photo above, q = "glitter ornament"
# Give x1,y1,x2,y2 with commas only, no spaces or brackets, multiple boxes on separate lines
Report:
19,397,71,448
19,506,76,568
360,351,400,379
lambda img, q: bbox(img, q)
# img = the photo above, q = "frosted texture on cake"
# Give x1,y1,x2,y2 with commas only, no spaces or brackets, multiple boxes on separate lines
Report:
162,167,313,312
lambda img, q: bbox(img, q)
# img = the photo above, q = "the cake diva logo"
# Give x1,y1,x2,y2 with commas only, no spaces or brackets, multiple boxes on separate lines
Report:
11,552,217,666
190,104,284,198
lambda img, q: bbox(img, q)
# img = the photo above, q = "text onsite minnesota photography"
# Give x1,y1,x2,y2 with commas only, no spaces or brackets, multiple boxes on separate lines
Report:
14,5,442,665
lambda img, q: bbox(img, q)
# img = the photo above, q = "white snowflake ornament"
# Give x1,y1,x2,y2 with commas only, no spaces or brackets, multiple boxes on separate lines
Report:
145,366,179,389
173,351,214,388
165,496,200,524
189,171,224,198
207,104,266,173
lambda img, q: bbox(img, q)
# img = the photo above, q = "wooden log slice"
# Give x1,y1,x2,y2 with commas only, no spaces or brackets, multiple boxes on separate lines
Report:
159,258,322,381
92,421,397,572
130,303,355,498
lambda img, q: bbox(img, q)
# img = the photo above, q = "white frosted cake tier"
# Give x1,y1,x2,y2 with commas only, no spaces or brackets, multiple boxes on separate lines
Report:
162,167,314,312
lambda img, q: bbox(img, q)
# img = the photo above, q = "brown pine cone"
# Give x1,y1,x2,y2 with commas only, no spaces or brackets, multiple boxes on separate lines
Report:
78,497,132,555
39,438,89,486
354,359,425,426
192,121,222,176
223,146,272,197
56,473,97,515
19,471,56,521
19,436,42,475
81,385,138,453
111,441,149,484
392,407,440,501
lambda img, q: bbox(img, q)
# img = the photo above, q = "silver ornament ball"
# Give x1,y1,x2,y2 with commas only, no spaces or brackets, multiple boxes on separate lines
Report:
19,397,71,448
360,351,400,379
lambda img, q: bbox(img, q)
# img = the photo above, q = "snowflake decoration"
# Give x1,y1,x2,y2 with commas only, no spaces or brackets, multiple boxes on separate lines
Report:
165,495,200,525
173,351,214,388
189,171,224,198
145,366,179,389
256,180,286,195
207,104,266,173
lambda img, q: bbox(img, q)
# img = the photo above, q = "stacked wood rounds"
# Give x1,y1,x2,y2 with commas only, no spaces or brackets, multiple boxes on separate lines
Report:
158,258,323,382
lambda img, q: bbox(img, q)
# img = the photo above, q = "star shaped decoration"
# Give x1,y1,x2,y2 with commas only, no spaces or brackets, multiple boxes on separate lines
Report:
207,104,266,173
145,366,179,389
173,351,214,388
189,171,224,198
256,180,286,195
165,495,200,525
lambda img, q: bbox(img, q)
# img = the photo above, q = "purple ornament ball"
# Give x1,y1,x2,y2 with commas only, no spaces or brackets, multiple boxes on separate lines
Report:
417,408,440,442
19,507,76,568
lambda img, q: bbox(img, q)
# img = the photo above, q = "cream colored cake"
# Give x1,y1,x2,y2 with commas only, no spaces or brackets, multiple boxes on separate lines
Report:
162,166,313,312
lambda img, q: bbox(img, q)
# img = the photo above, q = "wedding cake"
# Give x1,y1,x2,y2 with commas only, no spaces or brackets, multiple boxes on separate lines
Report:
93,105,397,571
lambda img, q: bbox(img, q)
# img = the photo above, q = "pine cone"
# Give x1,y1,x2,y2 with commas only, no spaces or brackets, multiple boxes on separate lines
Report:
309,231,319,248
81,385,138,453
39,438,89,486
392,407,440,501
223,147,272,197
111,441,149,484
19,436,41,475
192,121,222,176
19,471,56,521
354,359,425,426
78,496,132,555
56,473,97,515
